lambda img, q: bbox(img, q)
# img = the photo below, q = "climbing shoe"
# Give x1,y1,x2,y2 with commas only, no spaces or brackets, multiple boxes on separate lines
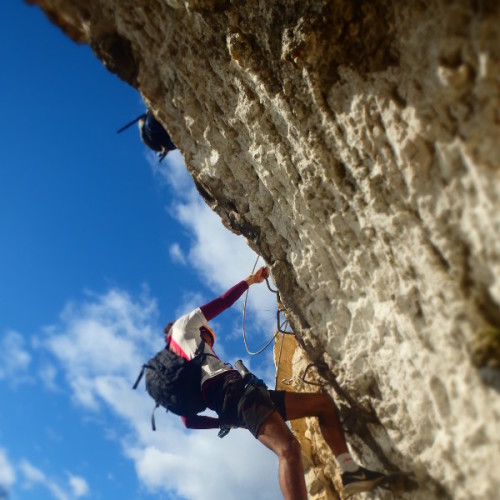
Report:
342,467,386,498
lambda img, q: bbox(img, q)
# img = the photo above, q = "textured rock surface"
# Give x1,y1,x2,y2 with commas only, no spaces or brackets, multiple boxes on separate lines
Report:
31,1,500,498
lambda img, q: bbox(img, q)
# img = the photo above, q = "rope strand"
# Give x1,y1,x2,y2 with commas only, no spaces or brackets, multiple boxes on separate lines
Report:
242,256,280,355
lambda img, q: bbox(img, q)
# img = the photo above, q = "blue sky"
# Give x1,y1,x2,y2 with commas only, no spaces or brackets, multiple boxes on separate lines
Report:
0,3,281,499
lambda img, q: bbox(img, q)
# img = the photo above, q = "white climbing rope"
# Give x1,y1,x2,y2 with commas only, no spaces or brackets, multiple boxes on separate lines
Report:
241,255,280,355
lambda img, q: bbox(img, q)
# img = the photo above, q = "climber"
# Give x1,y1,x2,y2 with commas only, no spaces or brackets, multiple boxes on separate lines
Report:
117,108,176,162
138,109,176,161
164,266,387,499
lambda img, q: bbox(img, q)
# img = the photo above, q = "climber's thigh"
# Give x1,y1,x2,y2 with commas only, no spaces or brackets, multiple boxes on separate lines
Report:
256,409,296,456
283,391,333,421
239,388,287,437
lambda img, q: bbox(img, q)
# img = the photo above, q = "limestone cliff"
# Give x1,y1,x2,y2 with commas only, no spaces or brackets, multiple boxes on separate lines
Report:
30,1,500,498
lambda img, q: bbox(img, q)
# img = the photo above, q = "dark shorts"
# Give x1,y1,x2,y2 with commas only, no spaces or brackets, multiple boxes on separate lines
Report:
203,371,287,438
238,384,287,437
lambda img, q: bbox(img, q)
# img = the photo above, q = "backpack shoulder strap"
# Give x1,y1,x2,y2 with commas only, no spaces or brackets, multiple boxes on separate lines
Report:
151,402,160,431
133,363,153,390
194,339,206,357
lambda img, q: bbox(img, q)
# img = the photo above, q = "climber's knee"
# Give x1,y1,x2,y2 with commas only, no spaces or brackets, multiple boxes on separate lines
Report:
279,434,302,463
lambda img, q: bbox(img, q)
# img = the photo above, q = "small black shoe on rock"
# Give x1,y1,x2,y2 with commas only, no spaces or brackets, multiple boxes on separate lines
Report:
342,467,386,498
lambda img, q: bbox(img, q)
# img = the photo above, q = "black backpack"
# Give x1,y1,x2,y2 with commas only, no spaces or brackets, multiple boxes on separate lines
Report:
133,342,207,430
139,111,176,161
116,109,176,162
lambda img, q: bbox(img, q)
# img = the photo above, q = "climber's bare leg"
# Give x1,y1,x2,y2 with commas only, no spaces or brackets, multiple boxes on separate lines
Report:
283,391,349,456
257,410,308,500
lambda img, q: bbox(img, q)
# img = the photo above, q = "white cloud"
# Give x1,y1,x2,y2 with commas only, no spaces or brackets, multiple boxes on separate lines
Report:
19,460,46,483
169,242,186,265
68,474,89,497
44,288,159,410
175,195,254,286
39,363,59,391
0,330,31,382
0,448,16,494
131,430,280,500
174,291,206,319
154,149,193,194
19,461,68,500
17,461,90,500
